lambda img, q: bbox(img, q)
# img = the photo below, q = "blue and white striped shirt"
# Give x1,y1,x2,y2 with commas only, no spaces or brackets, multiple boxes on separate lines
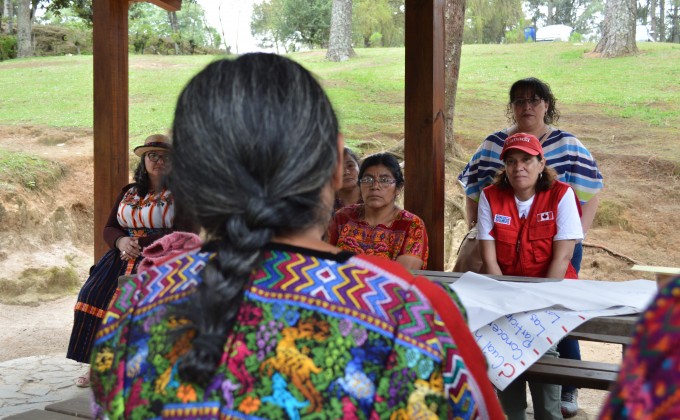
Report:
458,129,604,204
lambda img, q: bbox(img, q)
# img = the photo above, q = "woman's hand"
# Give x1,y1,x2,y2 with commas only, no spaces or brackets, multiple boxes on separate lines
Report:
480,240,503,275
396,255,424,270
545,239,576,279
117,237,141,260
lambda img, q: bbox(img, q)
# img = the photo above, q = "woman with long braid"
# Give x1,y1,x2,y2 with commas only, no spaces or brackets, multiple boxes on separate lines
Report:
89,54,503,419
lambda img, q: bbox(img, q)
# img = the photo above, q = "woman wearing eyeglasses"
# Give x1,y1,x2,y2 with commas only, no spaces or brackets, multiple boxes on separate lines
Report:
458,78,604,417
67,134,178,387
329,152,428,270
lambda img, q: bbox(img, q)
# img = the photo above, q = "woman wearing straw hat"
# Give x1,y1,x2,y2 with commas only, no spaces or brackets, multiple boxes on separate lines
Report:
66,134,177,387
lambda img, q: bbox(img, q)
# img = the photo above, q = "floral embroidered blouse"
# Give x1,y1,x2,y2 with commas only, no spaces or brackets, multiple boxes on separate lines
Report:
90,244,502,419
328,204,429,268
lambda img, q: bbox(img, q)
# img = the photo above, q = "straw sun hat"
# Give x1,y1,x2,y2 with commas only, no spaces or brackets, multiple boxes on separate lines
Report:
133,134,171,157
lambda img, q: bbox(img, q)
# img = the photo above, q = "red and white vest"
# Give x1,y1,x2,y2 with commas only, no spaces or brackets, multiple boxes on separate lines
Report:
484,181,581,279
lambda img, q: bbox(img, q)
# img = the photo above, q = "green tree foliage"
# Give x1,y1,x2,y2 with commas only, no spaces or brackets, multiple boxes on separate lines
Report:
572,0,604,40
46,0,92,26
43,0,220,53
38,6,89,30
127,2,219,54
251,0,289,51
251,0,332,51
353,0,404,47
464,0,523,43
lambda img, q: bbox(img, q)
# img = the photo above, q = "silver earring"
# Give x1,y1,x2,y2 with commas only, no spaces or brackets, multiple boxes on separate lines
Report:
539,172,543,180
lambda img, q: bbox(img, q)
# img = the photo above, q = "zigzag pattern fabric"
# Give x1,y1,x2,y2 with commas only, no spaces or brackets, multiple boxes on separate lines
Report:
91,244,496,419
599,276,680,419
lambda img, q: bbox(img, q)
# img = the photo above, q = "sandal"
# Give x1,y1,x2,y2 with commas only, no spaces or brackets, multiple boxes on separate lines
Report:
75,374,90,388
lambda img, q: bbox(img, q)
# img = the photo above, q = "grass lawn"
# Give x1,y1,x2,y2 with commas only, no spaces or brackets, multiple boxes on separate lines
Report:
1,42,679,170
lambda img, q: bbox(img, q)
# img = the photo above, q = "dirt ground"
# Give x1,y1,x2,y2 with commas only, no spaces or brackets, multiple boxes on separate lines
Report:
0,91,678,416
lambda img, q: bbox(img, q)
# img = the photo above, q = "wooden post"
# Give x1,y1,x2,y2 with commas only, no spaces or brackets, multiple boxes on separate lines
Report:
92,0,130,262
404,0,445,270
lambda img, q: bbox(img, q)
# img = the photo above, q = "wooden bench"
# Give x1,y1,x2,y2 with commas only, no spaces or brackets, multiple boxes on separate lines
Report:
416,270,639,391
569,314,637,343
524,357,620,390
5,395,92,419
525,313,636,390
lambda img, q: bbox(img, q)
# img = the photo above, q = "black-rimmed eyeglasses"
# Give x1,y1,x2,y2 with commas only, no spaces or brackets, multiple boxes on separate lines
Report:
359,176,397,187
511,97,543,108
146,152,169,163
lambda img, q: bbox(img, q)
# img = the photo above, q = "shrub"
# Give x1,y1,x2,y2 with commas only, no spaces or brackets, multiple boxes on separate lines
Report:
0,35,17,61
569,32,583,43
369,32,383,48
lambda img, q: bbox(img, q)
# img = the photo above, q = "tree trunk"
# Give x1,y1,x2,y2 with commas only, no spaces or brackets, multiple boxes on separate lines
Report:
444,0,466,161
444,0,468,269
2,0,13,34
217,2,230,52
659,0,666,41
650,0,658,40
594,0,638,57
168,11,180,55
672,2,679,43
17,0,31,57
326,0,356,61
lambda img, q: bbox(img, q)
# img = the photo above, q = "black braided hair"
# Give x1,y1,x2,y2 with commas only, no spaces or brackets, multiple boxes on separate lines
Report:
168,53,339,385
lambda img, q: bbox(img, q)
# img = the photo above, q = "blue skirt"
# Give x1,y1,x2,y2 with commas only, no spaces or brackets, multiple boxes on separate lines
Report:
66,249,140,363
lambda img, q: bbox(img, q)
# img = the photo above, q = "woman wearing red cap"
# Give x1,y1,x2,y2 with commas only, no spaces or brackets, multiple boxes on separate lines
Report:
478,132,583,420
459,77,603,418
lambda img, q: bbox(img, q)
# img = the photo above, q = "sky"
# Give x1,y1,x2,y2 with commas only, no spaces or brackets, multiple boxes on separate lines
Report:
196,0,265,54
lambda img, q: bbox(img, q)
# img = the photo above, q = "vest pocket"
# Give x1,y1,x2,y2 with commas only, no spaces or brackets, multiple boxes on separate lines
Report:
494,227,518,268
529,223,556,262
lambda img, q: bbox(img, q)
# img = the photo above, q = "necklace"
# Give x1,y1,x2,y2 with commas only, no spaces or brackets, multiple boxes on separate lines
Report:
538,127,551,143
363,204,399,228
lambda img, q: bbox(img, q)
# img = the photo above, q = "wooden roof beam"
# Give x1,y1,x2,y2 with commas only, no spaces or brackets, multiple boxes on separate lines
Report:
129,0,181,12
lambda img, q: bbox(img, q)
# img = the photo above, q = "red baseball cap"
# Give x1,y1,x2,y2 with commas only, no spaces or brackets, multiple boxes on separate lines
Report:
500,132,544,160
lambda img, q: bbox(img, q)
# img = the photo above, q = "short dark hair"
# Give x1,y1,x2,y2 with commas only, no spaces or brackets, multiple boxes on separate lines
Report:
358,152,404,189
506,77,560,125
169,53,339,385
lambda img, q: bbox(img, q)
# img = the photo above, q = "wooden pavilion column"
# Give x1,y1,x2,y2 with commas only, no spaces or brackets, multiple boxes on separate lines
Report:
93,0,130,261
92,0,181,262
404,0,446,270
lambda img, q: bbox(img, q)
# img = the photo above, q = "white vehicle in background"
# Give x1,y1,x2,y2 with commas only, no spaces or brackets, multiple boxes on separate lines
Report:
636,25,655,42
536,24,573,42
